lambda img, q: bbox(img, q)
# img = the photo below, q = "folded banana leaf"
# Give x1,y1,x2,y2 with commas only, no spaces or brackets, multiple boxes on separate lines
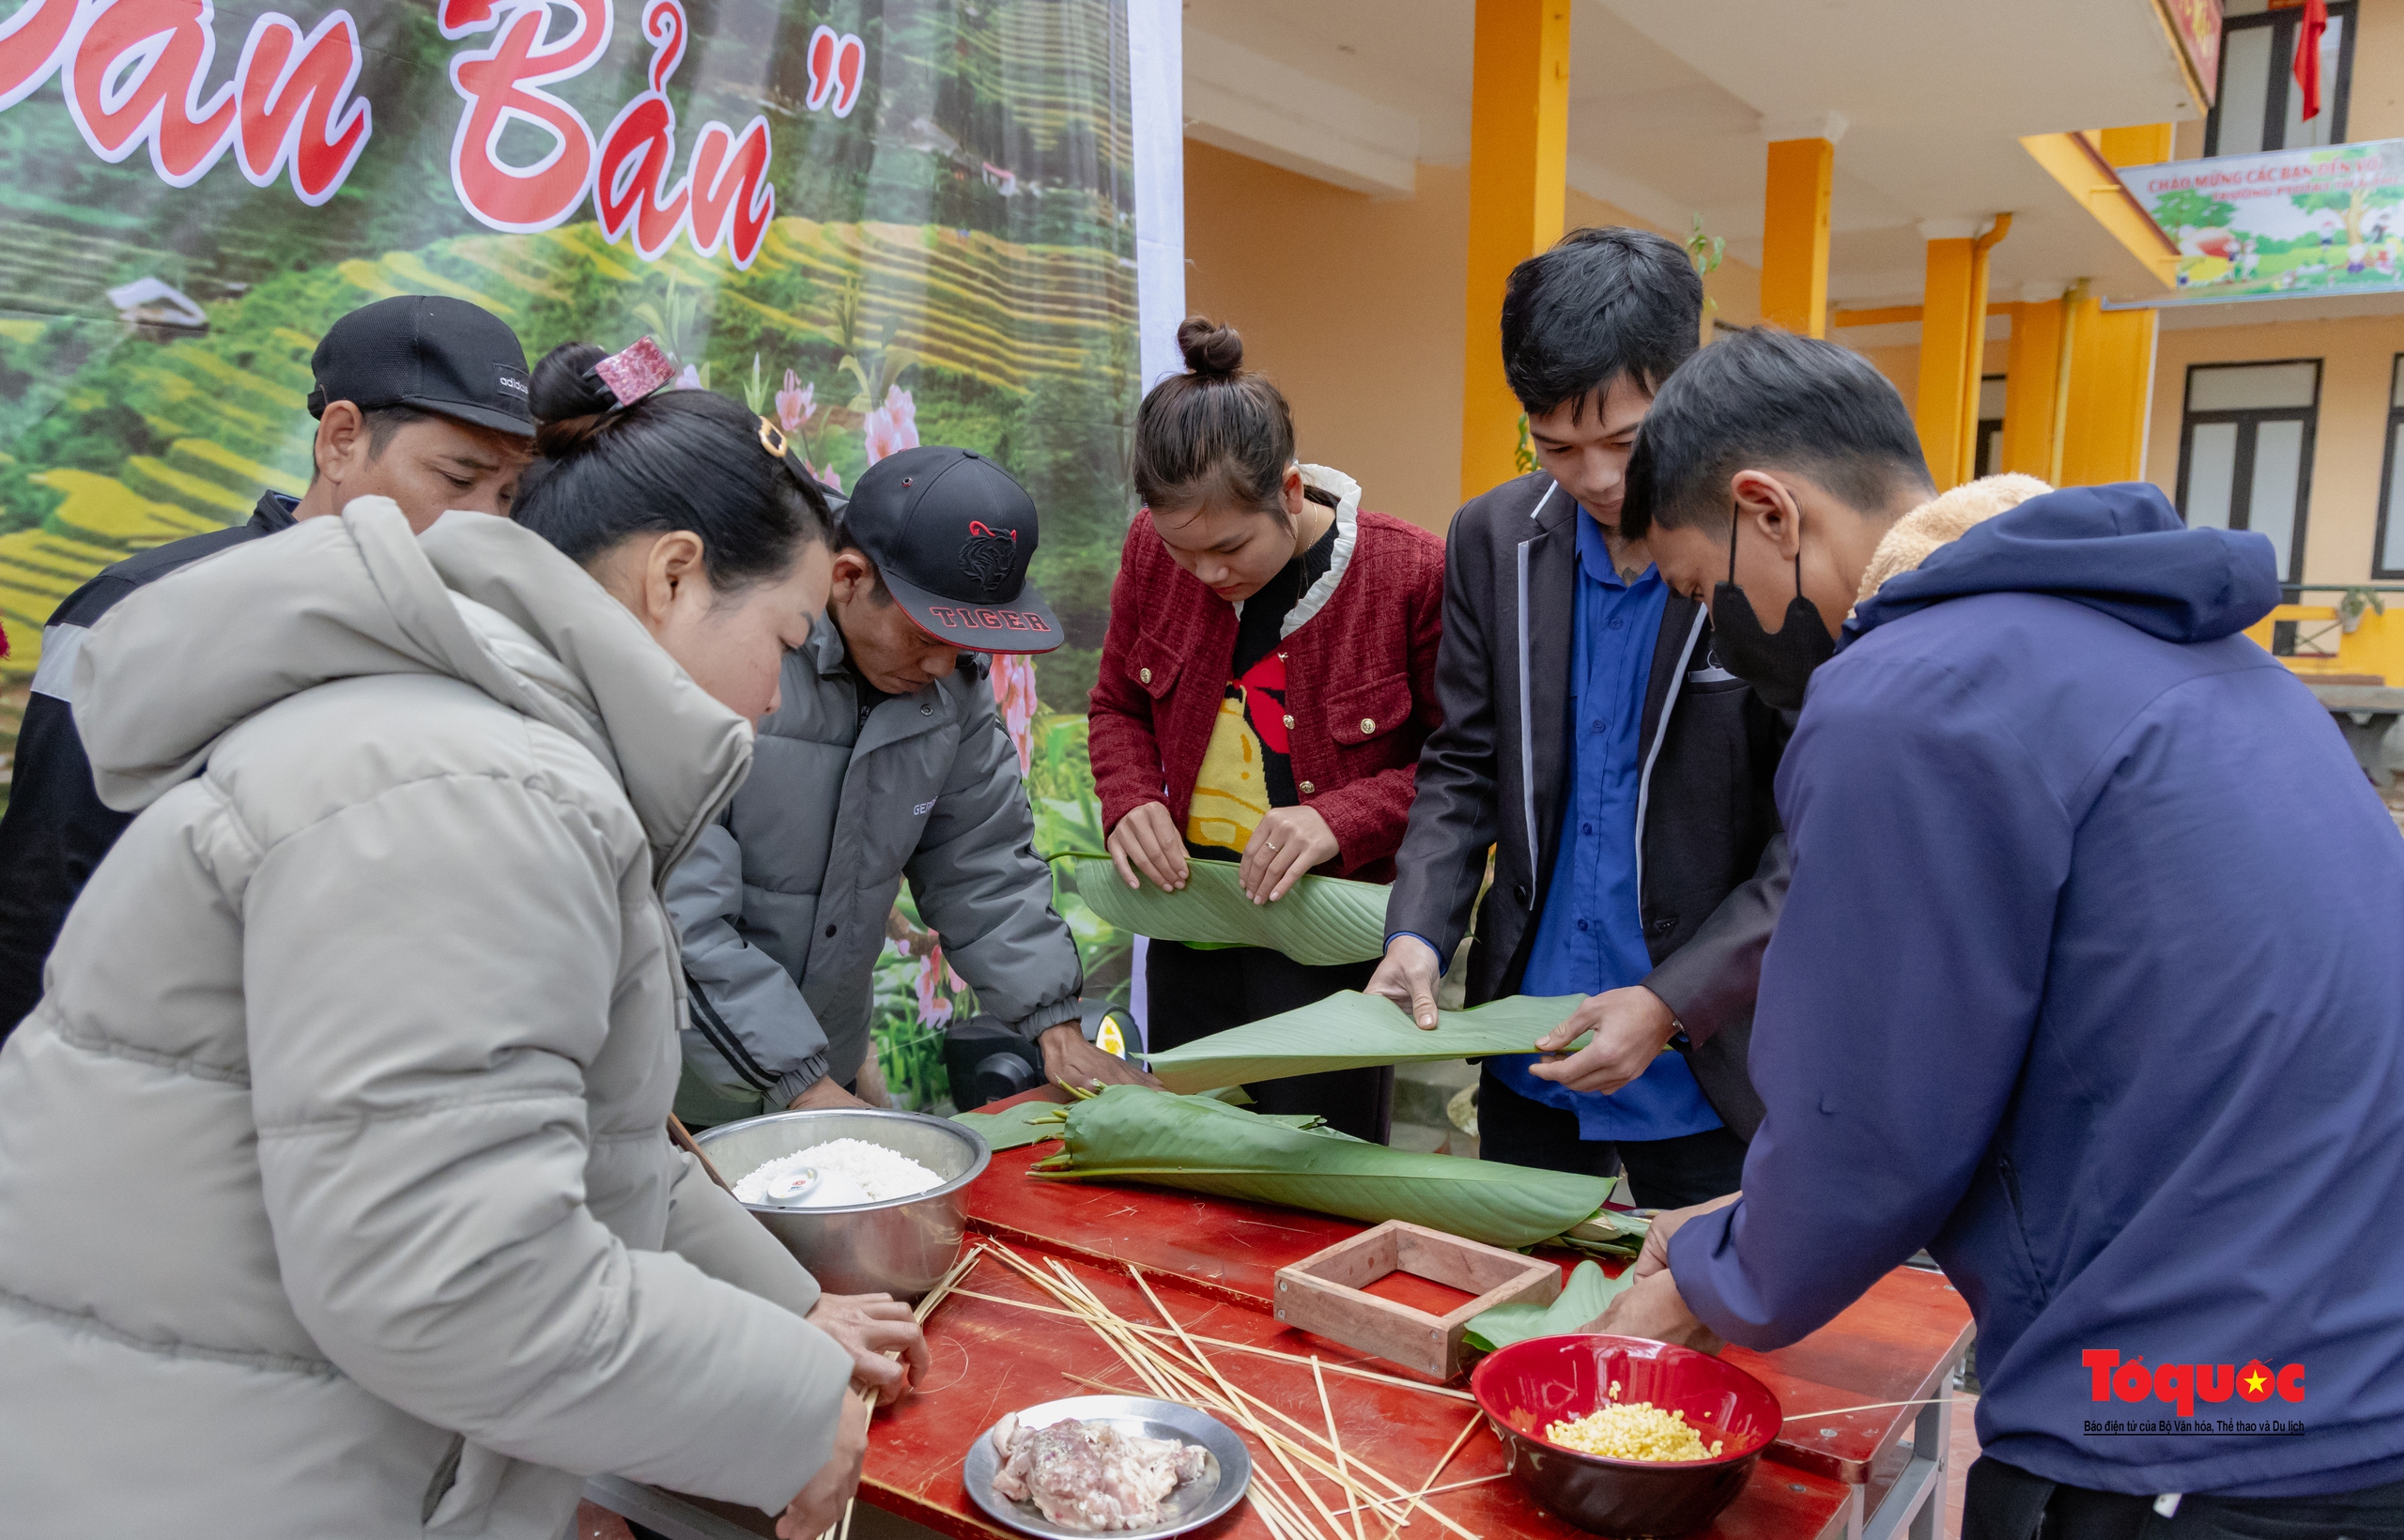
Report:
1056,853,1388,965
1463,1259,1634,1352
1143,990,1593,1094
952,1098,1073,1151
1031,1085,1626,1252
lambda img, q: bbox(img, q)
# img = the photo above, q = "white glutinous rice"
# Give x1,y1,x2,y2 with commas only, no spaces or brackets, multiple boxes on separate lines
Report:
732,1138,943,1208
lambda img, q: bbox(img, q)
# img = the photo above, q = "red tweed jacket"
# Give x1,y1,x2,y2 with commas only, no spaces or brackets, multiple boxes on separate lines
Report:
1087,508,1446,883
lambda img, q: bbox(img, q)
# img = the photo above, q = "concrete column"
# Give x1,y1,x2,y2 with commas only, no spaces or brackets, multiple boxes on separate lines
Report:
1759,113,1844,337
1458,0,1571,503
1914,223,1977,490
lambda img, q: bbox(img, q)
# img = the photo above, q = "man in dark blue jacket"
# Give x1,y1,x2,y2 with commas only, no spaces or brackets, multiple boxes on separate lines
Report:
1604,329,2404,1531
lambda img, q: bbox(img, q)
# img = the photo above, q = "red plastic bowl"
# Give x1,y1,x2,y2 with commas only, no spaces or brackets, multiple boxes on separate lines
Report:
1469,1334,1781,1536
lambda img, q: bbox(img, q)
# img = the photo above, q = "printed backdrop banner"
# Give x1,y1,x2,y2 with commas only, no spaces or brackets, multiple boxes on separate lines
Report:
2117,138,2404,305
0,0,1141,1104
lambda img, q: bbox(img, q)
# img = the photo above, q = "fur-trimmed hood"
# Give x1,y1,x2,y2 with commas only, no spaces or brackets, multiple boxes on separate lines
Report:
1844,479,2281,649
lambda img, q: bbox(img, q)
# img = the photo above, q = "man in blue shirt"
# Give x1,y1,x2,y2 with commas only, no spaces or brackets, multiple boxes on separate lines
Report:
1376,229,1787,1208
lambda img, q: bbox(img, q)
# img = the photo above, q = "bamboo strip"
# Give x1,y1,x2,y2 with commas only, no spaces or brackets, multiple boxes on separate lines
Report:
817,1249,983,1540
1314,1358,1364,1540
1336,1475,1507,1516
1054,1372,1413,1529
1415,1410,1485,1502
946,1287,1478,1400
1127,1266,1376,1540
974,1242,1461,1538
1781,1396,1953,1420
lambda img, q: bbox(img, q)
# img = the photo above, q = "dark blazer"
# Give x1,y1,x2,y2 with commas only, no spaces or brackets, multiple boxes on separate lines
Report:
1385,473,1787,1139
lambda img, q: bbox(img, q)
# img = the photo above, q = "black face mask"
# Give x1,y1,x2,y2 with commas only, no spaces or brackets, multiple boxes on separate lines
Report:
1710,506,1834,713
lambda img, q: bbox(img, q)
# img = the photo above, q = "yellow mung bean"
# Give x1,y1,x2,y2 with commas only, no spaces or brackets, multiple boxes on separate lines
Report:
1542,1401,1724,1463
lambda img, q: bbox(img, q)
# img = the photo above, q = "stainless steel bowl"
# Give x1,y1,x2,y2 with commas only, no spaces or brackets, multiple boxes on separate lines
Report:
692,1108,990,1300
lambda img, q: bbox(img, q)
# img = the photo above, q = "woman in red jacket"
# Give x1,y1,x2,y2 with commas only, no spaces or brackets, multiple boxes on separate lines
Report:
1087,319,1445,1142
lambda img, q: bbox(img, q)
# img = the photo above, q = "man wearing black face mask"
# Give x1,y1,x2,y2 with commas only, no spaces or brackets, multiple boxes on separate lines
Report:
1371,228,1789,1209
1607,328,2404,1535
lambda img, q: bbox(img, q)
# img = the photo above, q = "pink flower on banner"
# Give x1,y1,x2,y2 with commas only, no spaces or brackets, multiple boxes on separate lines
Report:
863,384,919,466
912,941,966,1029
812,461,842,493
988,652,1040,777
674,362,703,391
777,370,815,437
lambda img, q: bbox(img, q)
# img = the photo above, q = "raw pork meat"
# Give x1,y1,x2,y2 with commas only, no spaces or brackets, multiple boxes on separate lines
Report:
989,1413,1210,1531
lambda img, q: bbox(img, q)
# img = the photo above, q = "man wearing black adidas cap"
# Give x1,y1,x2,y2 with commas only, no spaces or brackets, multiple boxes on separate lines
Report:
0,295,534,1040
668,445,1159,1121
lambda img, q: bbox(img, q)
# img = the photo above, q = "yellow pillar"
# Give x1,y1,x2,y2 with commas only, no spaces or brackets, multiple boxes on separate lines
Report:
1761,137,1835,337
1459,0,1571,503
1915,231,1976,491
2095,123,2174,168
2000,294,2063,479
1953,215,2011,485
2059,295,2159,485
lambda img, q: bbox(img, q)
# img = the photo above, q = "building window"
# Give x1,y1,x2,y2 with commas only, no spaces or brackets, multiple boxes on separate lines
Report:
2177,360,2320,584
2208,0,2355,157
2376,356,2404,578
1973,375,2006,479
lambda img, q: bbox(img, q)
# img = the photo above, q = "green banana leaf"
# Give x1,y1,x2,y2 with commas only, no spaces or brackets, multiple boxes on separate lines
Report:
952,1093,1310,1150
1144,991,1593,1094
952,1098,1072,1151
1056,853,1389,965
1032,1085,1615,1251
1463,1260,1634,1353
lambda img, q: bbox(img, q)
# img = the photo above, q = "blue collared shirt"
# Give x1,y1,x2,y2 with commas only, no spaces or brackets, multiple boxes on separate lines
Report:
1488,509,1723,1143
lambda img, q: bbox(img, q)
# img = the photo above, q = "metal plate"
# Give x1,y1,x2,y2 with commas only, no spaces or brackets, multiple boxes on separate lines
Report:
963,1395,1252,1539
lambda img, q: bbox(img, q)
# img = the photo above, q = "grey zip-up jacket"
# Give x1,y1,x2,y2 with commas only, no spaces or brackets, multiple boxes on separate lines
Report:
1386,473,1789,1139
669,615,1081,1109
0,502,853,1538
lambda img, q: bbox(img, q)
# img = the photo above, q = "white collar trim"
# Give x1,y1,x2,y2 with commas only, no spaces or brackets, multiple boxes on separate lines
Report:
1276,464,1360,639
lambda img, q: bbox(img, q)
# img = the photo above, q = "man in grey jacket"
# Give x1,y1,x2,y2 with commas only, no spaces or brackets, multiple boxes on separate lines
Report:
670,446,1153,1120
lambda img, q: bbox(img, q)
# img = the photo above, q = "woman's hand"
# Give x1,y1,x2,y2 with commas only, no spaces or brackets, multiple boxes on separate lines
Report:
1239,807,1339,903
805,1293,928,1407
775,1394,868,1540
1105,802,1189,892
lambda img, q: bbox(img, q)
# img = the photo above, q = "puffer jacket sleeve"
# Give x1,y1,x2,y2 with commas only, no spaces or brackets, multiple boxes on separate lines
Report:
241,772,855,1510
907,670,1083,1040
663,1147,823,1319
667,819,833,1105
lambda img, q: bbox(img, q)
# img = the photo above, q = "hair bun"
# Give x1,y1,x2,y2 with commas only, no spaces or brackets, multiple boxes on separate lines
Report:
529,340,620,456
1177,316,1244,380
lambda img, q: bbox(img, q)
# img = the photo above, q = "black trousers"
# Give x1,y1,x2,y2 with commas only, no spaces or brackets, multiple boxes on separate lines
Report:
1965,1455,2404,1540
1475,1061,1748,1210
1144,939,1391,1145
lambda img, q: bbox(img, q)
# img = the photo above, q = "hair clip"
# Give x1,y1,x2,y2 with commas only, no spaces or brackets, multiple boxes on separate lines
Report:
593,336,677,407
758,416,791,458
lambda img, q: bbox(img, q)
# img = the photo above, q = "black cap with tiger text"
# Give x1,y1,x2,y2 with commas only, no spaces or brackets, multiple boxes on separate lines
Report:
842,446,1061,654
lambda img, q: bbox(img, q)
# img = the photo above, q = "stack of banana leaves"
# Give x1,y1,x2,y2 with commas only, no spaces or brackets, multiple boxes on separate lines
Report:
957,1085,1648,1259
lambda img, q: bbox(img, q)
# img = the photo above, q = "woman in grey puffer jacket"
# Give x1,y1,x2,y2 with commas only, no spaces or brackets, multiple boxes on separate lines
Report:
0,351,923,1539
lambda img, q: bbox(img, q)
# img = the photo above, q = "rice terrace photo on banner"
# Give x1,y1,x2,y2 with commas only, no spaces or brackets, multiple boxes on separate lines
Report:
0,0,1143,1106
